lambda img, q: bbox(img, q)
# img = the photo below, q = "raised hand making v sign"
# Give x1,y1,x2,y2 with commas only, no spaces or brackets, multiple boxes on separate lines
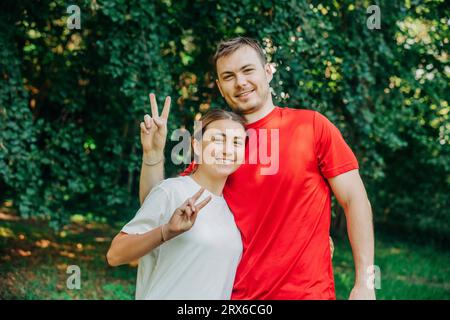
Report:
139,93,171,204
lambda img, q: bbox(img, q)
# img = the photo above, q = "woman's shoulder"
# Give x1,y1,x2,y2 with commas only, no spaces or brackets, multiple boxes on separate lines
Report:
156,175,192,198
158,175,189,188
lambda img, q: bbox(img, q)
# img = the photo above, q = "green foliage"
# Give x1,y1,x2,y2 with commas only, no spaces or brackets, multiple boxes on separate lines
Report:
0,0,448,240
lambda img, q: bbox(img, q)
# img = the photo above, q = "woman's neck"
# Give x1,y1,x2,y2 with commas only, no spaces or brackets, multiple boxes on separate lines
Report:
191,169,227,196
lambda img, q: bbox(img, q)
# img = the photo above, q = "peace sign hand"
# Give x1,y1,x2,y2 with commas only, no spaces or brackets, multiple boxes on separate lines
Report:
140,93,171,162
163,188,212,241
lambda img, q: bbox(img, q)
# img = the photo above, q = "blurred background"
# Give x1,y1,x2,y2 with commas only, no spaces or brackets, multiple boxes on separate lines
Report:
0,0,449,299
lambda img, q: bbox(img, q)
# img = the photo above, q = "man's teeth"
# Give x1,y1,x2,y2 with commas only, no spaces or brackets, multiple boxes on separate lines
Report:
238,90,253,97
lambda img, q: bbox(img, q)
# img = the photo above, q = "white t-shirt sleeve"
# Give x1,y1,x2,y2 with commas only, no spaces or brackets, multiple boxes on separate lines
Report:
121,185,170,235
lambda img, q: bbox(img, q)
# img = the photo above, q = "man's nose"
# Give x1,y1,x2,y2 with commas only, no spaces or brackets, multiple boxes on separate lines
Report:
235,74,248,88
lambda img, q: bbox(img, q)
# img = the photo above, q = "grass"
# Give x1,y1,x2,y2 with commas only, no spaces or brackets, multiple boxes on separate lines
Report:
0,207,136,300
1,207,449,300
333,232,450,299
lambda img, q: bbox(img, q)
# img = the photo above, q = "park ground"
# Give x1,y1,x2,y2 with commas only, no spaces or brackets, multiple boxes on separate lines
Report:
1,203,449,300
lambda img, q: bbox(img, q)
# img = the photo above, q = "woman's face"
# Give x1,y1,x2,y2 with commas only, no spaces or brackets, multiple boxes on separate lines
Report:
194,119,246,178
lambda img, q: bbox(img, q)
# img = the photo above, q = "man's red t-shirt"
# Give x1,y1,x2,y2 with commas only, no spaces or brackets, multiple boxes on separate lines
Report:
224,107,358,300
182,106,359,299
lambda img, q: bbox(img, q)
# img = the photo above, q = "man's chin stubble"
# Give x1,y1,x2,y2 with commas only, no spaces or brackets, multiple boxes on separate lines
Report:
232,102,261,115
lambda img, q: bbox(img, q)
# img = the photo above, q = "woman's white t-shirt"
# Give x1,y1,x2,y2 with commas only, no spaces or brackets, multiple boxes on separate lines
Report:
121,175,243,300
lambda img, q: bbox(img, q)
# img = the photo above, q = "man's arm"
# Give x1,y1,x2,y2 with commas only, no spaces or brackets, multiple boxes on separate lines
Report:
328,169,376,300
138,93,171,204
139,155,164,204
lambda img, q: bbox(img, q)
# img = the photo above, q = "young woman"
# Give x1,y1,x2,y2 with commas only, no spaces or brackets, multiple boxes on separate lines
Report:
106,109,247,300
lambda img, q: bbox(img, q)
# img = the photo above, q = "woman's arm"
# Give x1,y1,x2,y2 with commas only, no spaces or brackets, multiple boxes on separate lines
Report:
106,227,165,267
107,187,212,267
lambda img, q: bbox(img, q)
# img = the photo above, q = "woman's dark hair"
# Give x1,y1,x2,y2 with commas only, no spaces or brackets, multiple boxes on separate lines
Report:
193,109,246,138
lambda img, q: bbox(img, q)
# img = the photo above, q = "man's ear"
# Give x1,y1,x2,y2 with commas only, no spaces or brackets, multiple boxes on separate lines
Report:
216,79,225,97
265,63,274,84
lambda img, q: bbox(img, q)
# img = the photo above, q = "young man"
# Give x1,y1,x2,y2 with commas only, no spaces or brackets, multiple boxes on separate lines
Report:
138,37,375,300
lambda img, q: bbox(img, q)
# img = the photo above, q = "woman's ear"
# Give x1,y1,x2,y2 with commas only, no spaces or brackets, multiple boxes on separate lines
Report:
192,138,202,163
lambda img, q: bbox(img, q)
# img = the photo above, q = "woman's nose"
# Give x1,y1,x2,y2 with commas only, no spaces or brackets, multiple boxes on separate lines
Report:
222,141,234,157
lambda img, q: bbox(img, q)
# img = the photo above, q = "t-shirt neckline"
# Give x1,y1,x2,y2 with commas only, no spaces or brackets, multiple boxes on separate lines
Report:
246,106,280,129
184,175,224,199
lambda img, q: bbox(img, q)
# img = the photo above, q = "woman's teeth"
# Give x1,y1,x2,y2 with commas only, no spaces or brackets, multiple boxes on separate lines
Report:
216,159,234,164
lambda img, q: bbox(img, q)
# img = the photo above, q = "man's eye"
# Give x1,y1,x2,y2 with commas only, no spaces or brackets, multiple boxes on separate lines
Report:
223,75,233,80
244,69,254,73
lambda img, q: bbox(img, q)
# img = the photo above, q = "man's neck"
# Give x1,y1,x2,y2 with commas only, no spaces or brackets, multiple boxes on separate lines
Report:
245,99,275,124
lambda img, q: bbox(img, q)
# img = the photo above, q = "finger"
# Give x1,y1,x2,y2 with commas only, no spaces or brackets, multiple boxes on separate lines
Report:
153,117,166,129
176,200,188,215
144,114,153,129
191,196,212,221
161,96,171,120
149,93,159,118
140,122,149,134
191,187,205,203
194,195,212,211
180,198,190,209
188,198,196,212
184,205,193,218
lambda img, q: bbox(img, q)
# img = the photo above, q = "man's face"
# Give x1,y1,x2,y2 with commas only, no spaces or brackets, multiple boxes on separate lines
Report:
216,46,273,115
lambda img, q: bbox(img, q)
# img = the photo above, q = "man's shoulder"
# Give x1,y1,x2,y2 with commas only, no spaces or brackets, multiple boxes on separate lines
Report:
278,106,318,125
279,106,317,117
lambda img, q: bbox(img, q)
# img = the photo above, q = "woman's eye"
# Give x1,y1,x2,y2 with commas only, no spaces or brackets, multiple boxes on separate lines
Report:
212,136,224,143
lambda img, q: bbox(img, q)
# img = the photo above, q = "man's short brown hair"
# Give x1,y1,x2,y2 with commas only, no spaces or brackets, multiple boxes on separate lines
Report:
213,37,266,72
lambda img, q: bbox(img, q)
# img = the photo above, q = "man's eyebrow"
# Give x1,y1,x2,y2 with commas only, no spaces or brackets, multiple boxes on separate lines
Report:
240,64,255,70
219,70,234,77
220,64,256,77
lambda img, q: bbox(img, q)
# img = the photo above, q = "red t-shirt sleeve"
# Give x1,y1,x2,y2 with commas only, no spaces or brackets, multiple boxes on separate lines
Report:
313,111,359,179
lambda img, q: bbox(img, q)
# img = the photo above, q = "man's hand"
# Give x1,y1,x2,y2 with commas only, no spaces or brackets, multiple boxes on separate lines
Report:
349,283,376,300
328,170,375,301
140,93,171,162
329,236,334,259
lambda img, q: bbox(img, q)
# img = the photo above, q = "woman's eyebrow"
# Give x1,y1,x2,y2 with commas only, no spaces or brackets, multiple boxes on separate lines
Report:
212,133,226,138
